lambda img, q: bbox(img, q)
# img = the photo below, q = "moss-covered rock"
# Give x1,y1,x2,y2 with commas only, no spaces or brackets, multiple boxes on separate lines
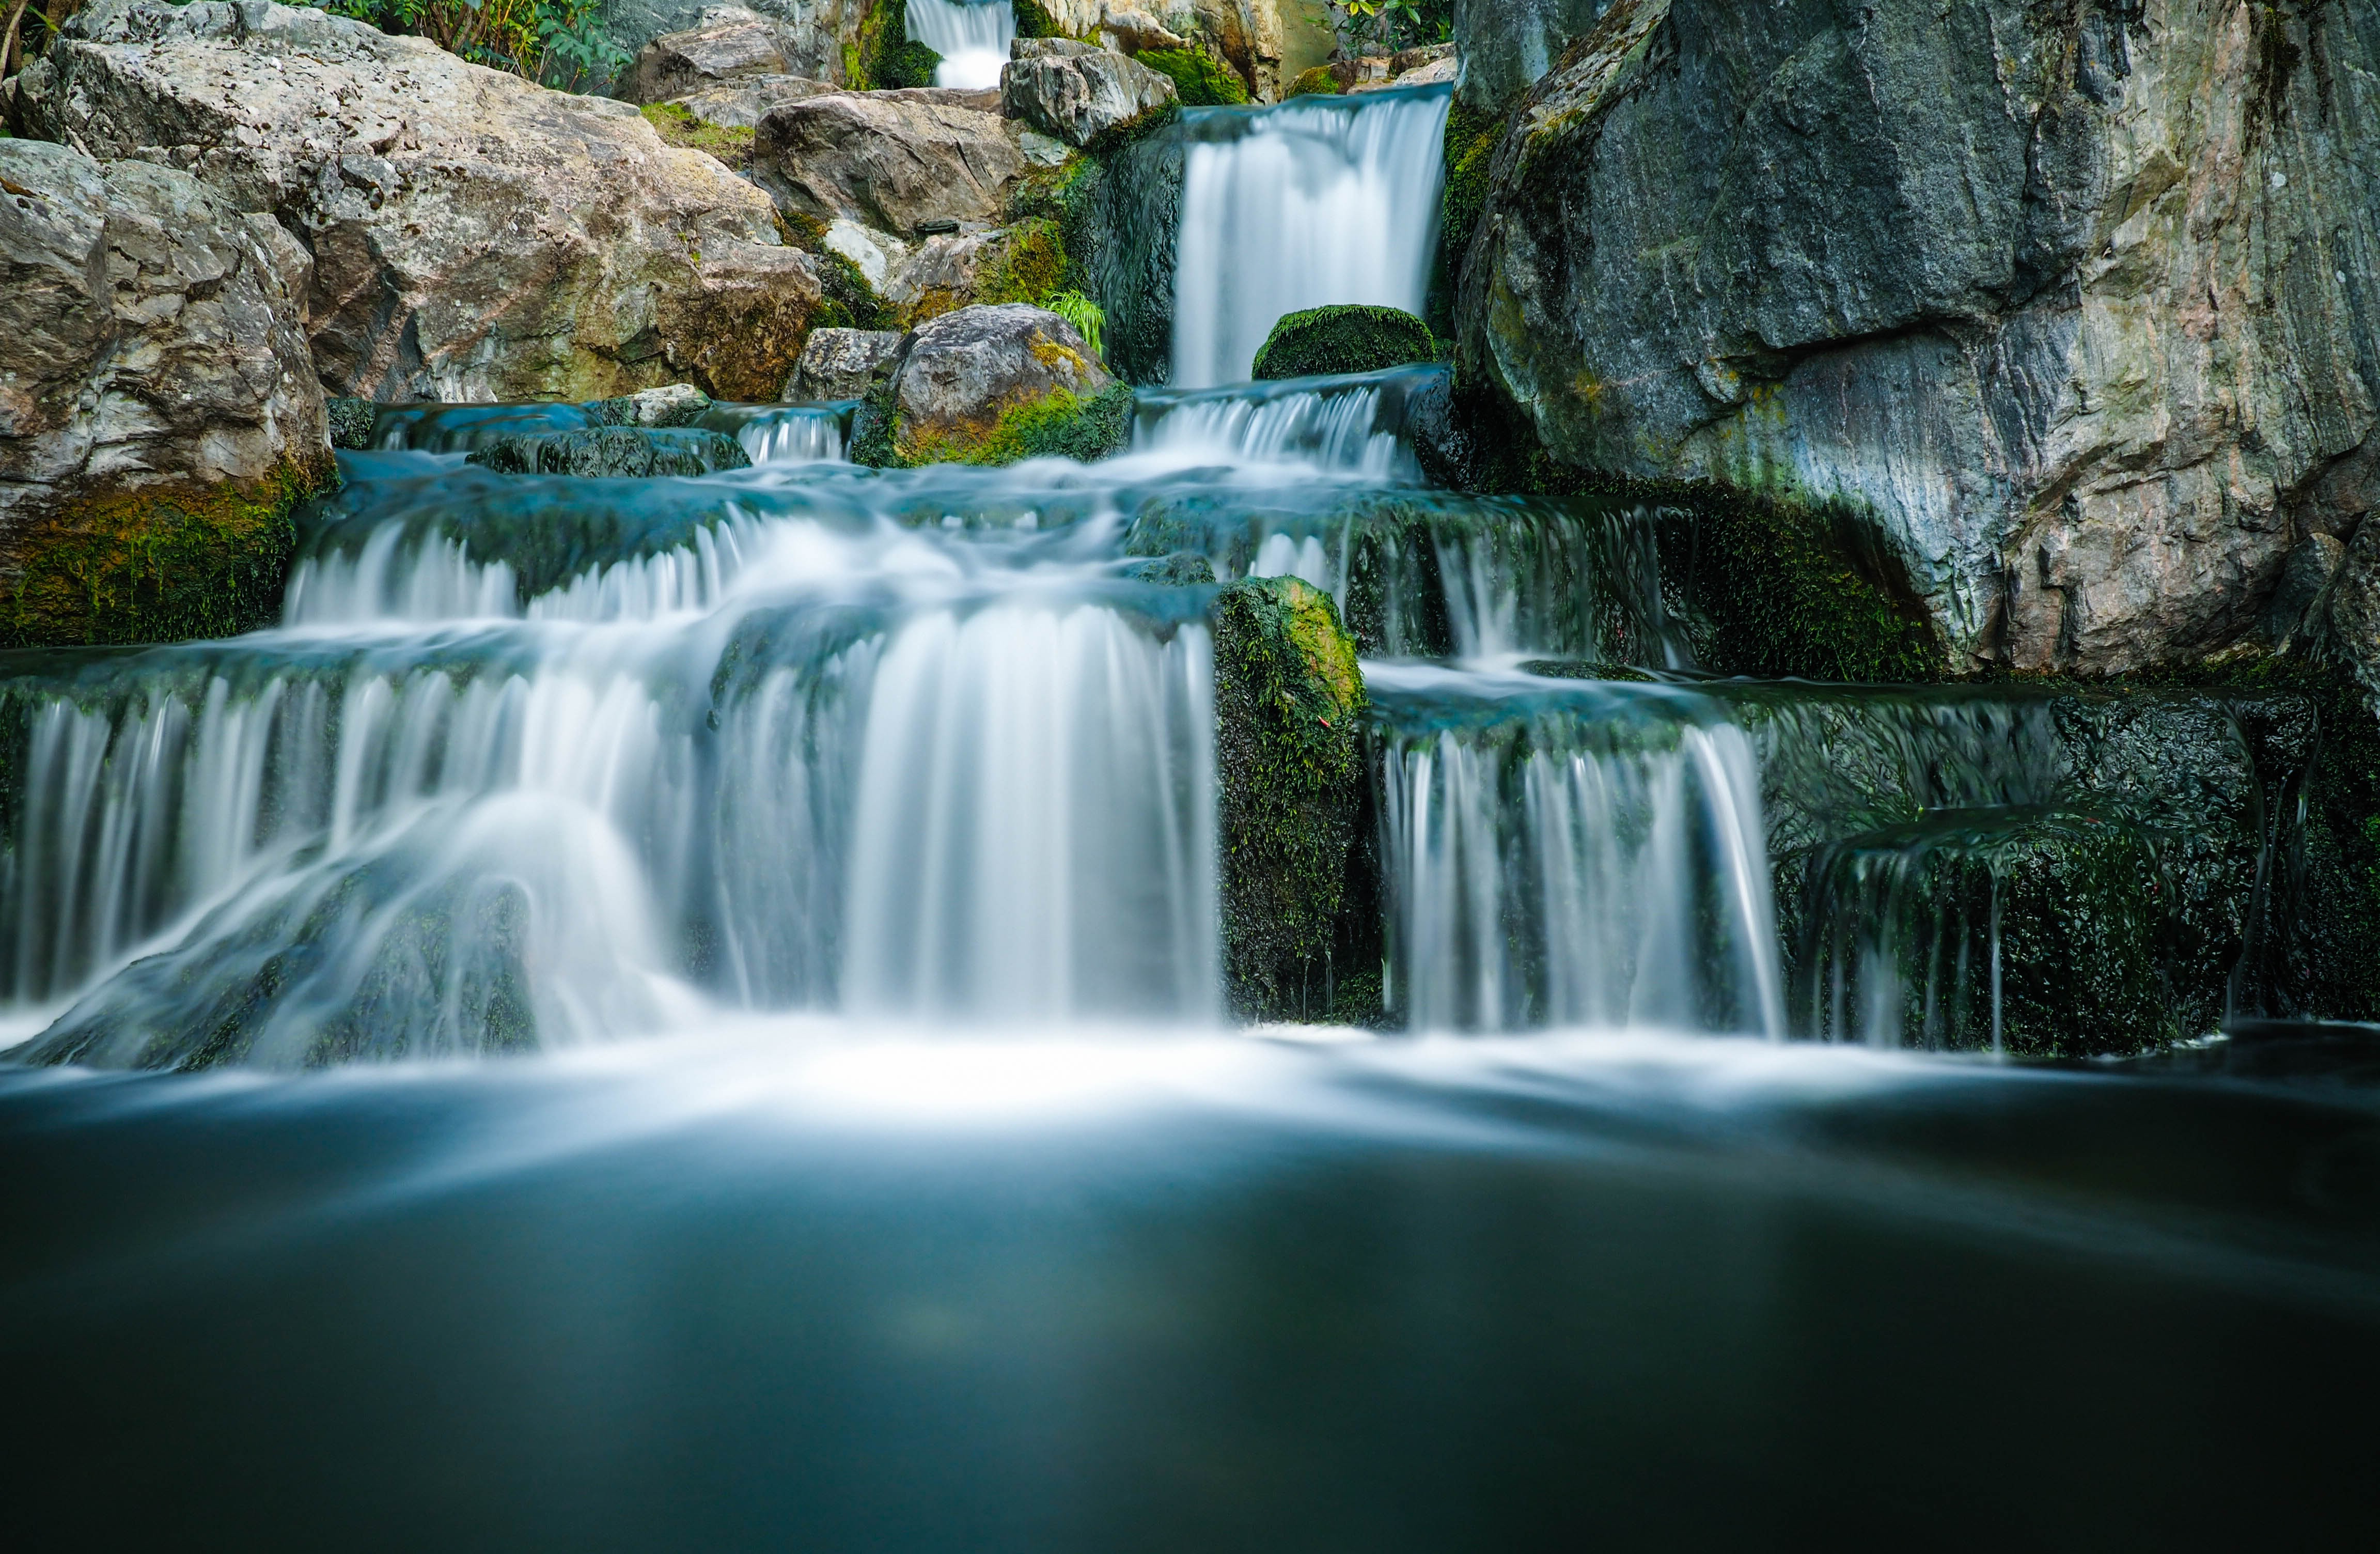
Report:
1286,65,1344,99
466,428,751,478
1213,576,1368,1021
639,100,758,174
1252,305,1436,381
327,398,378,452
851,0,940,89
2,457,330,648
855,302,1131,468
777,210,900,334
1135,46,1252,106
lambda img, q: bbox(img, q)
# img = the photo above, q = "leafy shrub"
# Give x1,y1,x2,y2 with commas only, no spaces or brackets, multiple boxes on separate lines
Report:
1047,290,1106,362
310,0,628,90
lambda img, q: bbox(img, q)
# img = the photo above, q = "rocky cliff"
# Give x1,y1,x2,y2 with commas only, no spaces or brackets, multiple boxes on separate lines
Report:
1454,0,2380,674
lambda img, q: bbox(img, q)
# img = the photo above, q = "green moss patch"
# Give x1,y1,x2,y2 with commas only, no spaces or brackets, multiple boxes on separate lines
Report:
870,381,1135,468
1136,46,1252,105
853,0,940,89
1013,0,1063,38
3,455,334,647
1213,576,1369,1021
1253,305,1436,380
1286,65,1344,99
777,210,898,334
640,101,757,173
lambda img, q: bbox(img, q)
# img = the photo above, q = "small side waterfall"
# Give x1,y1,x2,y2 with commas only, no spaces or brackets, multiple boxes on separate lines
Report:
1367,667,1786,1036
906,0,1016,89
735,406,850,465
1170,87,1452,387
1130,366,1442,478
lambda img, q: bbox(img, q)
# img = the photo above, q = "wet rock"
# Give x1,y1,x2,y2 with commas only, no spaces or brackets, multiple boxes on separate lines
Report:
2266,535,2348,647
466,427,752,477
17,0,823,403
1212,574,1367,1021
1453,0,2380,674
593,383,716,428
1450,0,1602,111
327,398,379,452
788,327,904,399
2327,521,2380,716
619,5,818,103
1124,551,1216,586
864,302,1126,465
1000,43,1178,149
1252,305,1434,380
0,137,332,647
755,88,1027,237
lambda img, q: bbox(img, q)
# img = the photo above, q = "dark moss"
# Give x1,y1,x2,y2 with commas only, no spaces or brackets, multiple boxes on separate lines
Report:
1012,0,1063,38
466,427,750,477
1252,305,1436,380
853,0,941,89
882,382,1136,468
2,455,334,648
778,211,899,334
1009,132,1181,383
1431,96,1504,335
1123,551,1216,585
1136,46,1252,106
1213,576,1368,1021
326,398,378,451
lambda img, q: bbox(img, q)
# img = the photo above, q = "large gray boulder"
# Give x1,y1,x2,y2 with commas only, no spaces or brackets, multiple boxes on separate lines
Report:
603,0,858,82
619,5,818,103
755,88,1026,237
787,326,903,399
1001,41,1177,148
1455,0,2380,674
869,302,1122,464
667,73,836,128
1450,0,1603,111
18,0,824,403
0,138,332,646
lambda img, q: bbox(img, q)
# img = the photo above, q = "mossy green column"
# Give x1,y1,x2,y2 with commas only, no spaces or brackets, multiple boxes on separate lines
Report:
1213,576,1367,1022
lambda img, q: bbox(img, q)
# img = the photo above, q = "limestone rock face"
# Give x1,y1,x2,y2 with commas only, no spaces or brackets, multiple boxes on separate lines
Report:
2329,521,2380,714
876,302,1118,462
755,89,1026,236
18,0,823,403
1450,0,1603,111
668,73,836,128
0,137,331,645
1035,0,1323,99
621,5,817,102
789,327,904,399
1455,0,2380,673
1001,42,1178,147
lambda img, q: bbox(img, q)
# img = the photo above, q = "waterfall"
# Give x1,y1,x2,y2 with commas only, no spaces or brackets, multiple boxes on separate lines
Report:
1170,86,1452,388
736,407,850,465
1129,365,1441,479
1367,665,1786,1036
906,0,1016,90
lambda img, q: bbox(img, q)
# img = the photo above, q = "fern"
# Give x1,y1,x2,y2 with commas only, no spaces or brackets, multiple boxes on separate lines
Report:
1048,290,1107,364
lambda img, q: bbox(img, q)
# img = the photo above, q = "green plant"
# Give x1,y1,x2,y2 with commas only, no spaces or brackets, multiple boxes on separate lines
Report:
309,0,625,89
1342,0,1452,51
1047,290,1106,362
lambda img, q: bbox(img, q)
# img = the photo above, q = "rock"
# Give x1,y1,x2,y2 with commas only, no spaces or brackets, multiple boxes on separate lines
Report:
883,221,1066,327
18,0,823,403
1450,0,1603,111
1125,551,1217,585
1385,52,1457,89
861,302,1129,465
2328,521,2380,717
755,88,1026,237
1252,305,1434,380
1212,574,1367,1020
788,327,904,399
1001,44,1178,148
465,427,752,477
620,6,811,102
1133,44,1251,105
1454,0,2380,674
327,397,379,452
1013,36,1104,59
0,138,332,647
667,73,837,129
2266,534,2347,647
605,0,859,84
594,383,715,427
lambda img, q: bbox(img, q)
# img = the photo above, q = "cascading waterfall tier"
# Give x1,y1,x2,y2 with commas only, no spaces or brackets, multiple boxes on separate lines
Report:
1170,86,1452,387
1365,665,1786,1036
906,0,1016,89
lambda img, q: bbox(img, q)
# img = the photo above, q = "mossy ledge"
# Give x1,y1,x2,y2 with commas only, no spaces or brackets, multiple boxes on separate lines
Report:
1213,576,1370,1022
2,455,336,648
1254,305,1436,381
851,0,940,90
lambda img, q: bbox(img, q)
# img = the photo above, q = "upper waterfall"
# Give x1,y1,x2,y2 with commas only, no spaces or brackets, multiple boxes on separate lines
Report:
906,0,1017,90
1170,86,1452,388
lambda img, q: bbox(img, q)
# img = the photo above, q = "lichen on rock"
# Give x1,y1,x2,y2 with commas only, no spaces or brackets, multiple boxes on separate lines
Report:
1212,574,1369,1022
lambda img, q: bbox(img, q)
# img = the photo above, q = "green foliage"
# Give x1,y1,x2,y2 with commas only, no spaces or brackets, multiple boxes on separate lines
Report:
853,0,940,89
1047,289,1107,362
1136,46,1252,106
2,456,334,648
1011,0,1063,38
639,102,756,173
1343,0,1454,50
1212,576,1368,1021
1252,305,1435,380
308,0,625,89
